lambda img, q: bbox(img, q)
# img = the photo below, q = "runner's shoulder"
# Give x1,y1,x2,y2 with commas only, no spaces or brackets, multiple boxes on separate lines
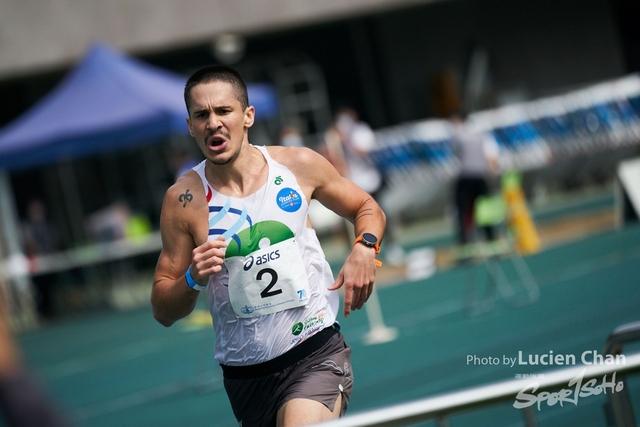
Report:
163,171,207,215
267,145,325,173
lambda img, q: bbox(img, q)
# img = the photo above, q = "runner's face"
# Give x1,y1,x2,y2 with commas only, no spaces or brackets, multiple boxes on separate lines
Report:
186,81,255,165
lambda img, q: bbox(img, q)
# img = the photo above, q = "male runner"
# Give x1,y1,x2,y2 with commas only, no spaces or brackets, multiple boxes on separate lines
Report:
151,65,386,427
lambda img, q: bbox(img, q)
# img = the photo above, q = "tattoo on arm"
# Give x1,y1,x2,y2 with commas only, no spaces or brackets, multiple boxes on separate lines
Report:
179,189,193,208
355,208,373,221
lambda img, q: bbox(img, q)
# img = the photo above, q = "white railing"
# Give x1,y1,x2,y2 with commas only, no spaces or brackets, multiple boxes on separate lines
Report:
313,352,640,427
603,321,640,427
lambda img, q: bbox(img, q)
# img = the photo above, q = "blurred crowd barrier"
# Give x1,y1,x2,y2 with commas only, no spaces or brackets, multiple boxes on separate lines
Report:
371,73,640,218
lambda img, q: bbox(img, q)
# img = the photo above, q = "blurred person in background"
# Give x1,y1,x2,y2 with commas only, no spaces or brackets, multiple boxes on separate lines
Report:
449,111,500,245
21,198,60,319
323,107,382,200
0,293,71,427
278,125,305,148
84,200,132,243
321,107,404,266
151,65,386,427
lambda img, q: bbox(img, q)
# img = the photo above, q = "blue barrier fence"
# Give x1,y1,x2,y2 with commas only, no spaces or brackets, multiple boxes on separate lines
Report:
370,73,640,187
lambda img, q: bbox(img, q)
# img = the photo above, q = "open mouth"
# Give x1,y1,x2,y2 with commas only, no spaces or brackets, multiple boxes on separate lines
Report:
208,134,226,147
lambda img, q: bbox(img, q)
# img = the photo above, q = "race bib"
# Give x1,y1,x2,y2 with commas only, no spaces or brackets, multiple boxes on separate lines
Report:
225,237,310,318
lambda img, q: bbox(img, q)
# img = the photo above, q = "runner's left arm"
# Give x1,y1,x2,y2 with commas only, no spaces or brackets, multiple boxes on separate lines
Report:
284,147,386,317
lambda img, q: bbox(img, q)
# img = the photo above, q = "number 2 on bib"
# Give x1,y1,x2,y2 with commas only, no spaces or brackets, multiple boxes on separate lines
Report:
258,268,282,298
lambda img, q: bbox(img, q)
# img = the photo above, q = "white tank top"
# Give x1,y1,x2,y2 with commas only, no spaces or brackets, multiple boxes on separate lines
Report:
193,145,339,366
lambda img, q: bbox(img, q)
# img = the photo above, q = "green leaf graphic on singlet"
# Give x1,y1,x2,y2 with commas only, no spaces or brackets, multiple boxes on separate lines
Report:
226,220,294,258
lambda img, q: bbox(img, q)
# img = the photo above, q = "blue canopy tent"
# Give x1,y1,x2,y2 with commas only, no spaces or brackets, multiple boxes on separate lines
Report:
0,42,278,171
0,43,279,307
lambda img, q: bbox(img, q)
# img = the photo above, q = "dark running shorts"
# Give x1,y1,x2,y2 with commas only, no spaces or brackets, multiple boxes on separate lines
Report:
221,326,353,427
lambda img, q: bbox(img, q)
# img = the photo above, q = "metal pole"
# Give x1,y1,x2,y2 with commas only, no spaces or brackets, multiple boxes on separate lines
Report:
363,286,398,345
522,406,538,427
57,160,86,244
0,171,24,257
0,170,36,329
436,415,450,427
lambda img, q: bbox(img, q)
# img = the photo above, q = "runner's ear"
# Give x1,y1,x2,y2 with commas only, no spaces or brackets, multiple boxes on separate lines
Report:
244,106,255,129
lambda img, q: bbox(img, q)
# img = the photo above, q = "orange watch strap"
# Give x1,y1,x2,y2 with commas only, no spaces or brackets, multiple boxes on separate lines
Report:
354,235,382,267
354,234,380,254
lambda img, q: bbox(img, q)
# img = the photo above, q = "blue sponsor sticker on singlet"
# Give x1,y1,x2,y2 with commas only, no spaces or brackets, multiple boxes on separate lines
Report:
276,188,302,212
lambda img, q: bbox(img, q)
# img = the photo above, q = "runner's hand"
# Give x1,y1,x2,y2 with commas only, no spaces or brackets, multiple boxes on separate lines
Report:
190,236,227,284
328,244,376,317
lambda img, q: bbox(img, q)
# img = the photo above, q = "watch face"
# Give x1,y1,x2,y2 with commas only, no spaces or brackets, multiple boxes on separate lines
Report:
362,232,378,246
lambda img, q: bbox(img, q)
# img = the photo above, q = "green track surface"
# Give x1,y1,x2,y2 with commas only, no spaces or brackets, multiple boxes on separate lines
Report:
7,222,640,427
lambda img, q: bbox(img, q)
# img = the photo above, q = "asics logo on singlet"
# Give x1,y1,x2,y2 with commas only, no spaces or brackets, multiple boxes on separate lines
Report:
242,249,281,271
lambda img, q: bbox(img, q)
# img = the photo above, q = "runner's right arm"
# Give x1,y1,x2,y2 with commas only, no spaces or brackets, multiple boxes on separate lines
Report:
151,176,226,327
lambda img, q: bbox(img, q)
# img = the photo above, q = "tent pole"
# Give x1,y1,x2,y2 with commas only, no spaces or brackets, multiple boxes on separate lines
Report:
0,170,37,329
0,171,23,258
43,166,71,249
142,144,166,215
57,160,86,244
100,152,124,201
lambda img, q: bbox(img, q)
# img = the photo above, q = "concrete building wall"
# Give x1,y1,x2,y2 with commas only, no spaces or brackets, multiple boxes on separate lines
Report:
0,0,439,78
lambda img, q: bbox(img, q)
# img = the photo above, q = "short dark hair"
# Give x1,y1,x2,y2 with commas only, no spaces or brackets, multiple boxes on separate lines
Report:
184,65,249,114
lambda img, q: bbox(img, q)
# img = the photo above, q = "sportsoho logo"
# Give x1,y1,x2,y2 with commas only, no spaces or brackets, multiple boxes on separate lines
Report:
513,369,624,410
510,351,626,410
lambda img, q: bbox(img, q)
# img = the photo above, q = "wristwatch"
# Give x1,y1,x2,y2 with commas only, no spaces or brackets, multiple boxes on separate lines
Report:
354,232,380,254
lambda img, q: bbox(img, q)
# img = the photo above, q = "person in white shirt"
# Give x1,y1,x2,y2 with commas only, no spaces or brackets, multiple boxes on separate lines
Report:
450,111,500,245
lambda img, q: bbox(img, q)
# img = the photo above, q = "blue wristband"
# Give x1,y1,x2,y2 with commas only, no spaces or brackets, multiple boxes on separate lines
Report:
185,267,207,291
